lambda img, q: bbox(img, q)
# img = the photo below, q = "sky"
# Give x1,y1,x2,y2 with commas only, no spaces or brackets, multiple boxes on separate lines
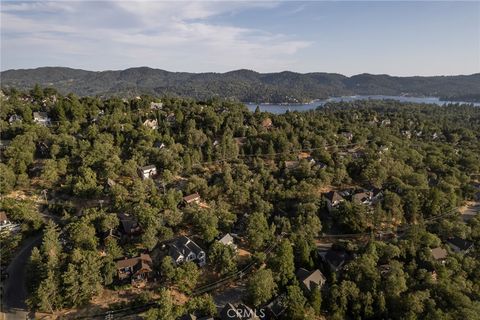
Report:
1,0,479,76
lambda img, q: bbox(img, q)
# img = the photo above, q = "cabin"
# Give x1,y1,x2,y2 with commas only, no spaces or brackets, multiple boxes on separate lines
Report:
169,236,206,267
117,213,141,236
115,253,153,283
33,112,51,126
265,295,287,319
324,191,345,211
183,192,201,205
447,237,474,253
138,165,157,180
431,247,448,263
321,248,350,272
218,233,237,250
352,191,373,205
296,268,326,292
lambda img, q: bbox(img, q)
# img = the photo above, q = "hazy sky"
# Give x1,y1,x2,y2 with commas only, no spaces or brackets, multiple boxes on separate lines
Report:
1,1,479,75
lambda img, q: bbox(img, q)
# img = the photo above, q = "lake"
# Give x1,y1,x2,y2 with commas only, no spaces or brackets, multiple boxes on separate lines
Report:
245,95,480,114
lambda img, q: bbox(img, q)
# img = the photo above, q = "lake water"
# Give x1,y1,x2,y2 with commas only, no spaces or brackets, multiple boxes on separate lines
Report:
245,95,480,114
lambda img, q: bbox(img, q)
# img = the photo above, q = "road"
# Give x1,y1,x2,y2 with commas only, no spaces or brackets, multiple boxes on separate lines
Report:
460,201,480,222
1,233,42,320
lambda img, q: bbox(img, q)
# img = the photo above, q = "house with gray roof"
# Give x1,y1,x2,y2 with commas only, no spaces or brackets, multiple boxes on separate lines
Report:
296,268,326,292
169,236,206,267
33,112,51,126
138,165,157,180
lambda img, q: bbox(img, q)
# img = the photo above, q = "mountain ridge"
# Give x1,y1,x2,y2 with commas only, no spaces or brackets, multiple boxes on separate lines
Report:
2,67,480,103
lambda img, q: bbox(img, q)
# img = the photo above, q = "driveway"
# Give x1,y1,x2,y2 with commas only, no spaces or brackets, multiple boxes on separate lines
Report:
1,233,42,320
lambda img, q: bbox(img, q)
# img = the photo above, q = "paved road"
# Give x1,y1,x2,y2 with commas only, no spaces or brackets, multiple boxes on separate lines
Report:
1,233,42,320
461,202,480,222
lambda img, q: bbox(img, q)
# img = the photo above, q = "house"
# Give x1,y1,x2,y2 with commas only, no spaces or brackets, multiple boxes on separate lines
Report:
150,102,163,110
261,118,273,129
143,119,158,130
8,114,22,124
447,237,474,253
352,191,373,205
117,213,141,236
322,248,350,272
324,191,345,211
296,268,326,292
218,233,237,250
220,303,260,320
183,192,201,205
431,247,448,262
33,112,51,126
169,236,206,267
115,253,153,282
284,160,299,169
370,188,384,203
265,295,287,319
138,165,157,180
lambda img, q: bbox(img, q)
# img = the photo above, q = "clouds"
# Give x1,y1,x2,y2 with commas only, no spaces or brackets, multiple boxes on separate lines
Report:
0,1,311,71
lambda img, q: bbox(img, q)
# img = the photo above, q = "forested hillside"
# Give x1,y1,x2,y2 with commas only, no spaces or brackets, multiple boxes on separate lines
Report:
2,67,480,103
1,86,480,319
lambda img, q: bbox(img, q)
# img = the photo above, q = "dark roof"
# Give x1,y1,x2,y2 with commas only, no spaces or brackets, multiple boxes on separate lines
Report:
325,249,349,270
266,295,286,318
169,236,204,260
117,213,140,235
220,303,242,320
447,237,474,251
116,254,152,270
296,268,326,291
325,191,344,203
431,247,448,260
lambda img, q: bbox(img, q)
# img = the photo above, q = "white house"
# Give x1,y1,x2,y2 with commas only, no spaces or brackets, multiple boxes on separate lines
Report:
138,165,157,180
33,112,51,126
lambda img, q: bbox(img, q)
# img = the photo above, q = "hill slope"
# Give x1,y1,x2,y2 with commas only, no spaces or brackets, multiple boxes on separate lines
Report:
1,67,479,102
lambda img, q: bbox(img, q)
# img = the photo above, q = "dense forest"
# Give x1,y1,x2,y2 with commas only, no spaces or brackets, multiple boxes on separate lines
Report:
1,85,480,320
1,67,480,103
